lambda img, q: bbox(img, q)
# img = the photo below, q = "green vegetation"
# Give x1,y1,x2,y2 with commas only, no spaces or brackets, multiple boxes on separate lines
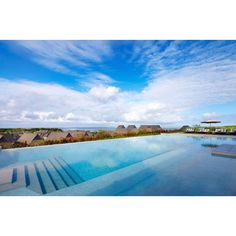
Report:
0,128,62,133
38,130,162,146
0,142,27,149
93,130,161,139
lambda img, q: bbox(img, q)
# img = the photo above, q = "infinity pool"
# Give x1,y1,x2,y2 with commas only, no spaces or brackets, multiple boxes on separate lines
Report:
1,134,236,195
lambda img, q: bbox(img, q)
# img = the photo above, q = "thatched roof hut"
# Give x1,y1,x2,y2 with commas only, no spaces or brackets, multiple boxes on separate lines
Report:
139,125,162,132
180,125,190,131
115,125,127,134
69,131,92,139
0,135,9,143
127,125,138,133
17,133,42,145
47,132,72,142
0,133,19,143
116,125,126,131
35,130,50,138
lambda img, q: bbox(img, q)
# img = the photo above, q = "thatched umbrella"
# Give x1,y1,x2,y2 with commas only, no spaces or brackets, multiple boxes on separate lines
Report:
201,120,221,127
200,120,221,148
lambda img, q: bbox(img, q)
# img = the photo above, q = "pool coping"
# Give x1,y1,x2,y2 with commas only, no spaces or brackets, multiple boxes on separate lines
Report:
0,133,164,151
2,133,236,152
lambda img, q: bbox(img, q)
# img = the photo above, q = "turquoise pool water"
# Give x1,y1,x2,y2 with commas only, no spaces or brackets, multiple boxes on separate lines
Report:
1,134,236,195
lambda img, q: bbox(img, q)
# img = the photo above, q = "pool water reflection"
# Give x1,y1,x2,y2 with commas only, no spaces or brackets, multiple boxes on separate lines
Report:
1,134,236,195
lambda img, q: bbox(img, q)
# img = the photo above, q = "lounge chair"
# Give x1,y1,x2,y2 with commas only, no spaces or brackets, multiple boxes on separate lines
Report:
214,128,227,134
197,128,204,133
203,128,210,133
185,128,194,133
229,129,236,135
197,128,210,134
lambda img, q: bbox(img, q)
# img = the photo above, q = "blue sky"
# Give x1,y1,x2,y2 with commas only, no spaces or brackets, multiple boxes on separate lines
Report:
0,40,236,128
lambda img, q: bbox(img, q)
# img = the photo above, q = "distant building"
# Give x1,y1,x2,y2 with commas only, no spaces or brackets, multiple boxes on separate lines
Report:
46,132,72,142
17,133,43,145
35,130,50,139
0,134,9,143
115,125,127,134
139,125,162,132
116,125,126,130
127,125,138,133
69,131,92,139
0,133,20,143
180,125,190,131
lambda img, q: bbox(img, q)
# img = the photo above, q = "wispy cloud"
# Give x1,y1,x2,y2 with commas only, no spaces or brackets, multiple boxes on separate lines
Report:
142,61,236,110
130,40,236,78
15,40,113,77
78,72,116,88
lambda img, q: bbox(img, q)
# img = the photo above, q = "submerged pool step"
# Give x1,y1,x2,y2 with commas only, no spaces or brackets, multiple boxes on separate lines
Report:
16,165,26,186
27,163,43,194
0,168,16,193
0,167,13,185
55,157,84,184
0,166,26,193
35,161,57,194
43,160,67,190
0,157,83,195
49,158,75,186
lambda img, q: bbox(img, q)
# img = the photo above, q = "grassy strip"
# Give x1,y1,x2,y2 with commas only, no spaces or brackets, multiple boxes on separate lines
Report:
209,125,236,130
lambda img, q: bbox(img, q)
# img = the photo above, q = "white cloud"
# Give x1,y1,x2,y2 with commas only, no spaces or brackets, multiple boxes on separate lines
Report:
125,40,236,125
7,99,16,108
19,111,77,123
203,112,218,121
1,64,236,127
0,78,124,125
78,72,116,88
123,102,168,123
142,61,236,110
0,78,170,126
88,86,120,101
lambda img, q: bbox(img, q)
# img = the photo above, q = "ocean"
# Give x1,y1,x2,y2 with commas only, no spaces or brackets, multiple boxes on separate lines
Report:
61,127,116,132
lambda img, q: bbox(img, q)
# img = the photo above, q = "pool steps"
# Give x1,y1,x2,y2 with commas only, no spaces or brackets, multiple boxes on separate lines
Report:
49,158,75,186
0,157,84,195
48,148,187,196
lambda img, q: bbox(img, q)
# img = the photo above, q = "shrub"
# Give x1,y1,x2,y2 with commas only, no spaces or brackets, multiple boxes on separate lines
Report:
0,142,27,149
94,131,112,139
